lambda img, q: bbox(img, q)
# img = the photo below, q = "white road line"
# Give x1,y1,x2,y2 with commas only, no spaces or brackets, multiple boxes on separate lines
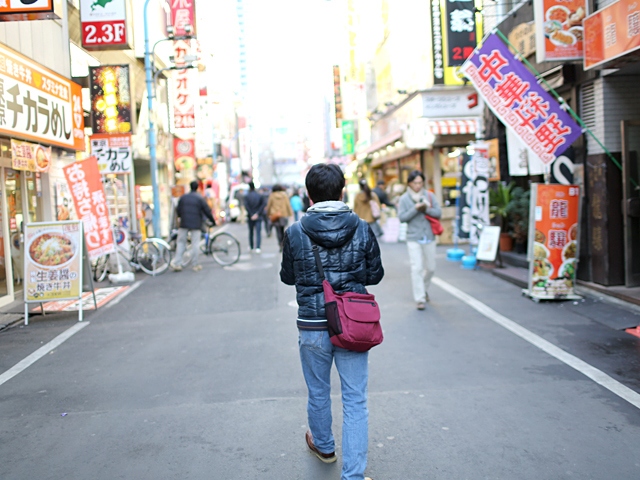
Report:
105,280,143,309
432,277,640,410
0,322,90,387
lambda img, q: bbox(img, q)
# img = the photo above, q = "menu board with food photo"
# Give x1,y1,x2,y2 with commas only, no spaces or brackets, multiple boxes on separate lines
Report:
527,184,580,300
11,140,51,173
24,221,83,303
534,0,585,62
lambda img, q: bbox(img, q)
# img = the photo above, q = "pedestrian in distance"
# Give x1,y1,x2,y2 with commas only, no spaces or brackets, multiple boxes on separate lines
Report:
266,184,293,251
280,163,383,480
353,179,384,238
397,170,441,310
372,180,395,208
244,181,266,253
259,186,272,237
290,189,303,221
170,180,216,272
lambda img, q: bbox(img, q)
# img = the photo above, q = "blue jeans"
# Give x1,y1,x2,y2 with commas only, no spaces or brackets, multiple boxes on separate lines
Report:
248,217,262,249
298,330,369,480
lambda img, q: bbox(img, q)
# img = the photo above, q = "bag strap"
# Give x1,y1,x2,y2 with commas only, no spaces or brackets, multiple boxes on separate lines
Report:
311,243,326,280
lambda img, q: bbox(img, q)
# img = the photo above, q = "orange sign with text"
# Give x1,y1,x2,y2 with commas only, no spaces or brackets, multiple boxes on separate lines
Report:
584,0,640,69
529,184,580,299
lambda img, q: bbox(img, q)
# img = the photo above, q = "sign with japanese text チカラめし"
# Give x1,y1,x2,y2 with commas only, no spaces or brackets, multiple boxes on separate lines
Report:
528,184,580,299
90,133,132,174
24,221,83,302
63,157,115,260
0,42,85,150
461,34,581,166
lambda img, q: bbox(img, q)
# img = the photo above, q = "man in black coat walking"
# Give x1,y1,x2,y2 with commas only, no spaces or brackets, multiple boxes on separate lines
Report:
171,180,215,271
244,181,266,253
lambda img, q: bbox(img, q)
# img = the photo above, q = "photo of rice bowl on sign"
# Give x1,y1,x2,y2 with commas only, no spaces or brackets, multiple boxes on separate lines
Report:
28,231,77,268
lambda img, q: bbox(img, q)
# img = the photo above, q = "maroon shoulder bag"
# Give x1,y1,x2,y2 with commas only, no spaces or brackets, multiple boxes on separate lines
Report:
311,243,383,352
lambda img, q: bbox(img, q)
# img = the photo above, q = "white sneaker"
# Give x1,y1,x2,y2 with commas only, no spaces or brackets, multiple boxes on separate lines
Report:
255,248,261,253
170,263,182,272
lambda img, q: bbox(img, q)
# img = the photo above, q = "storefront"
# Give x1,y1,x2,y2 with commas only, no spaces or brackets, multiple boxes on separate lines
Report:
0,43,85,306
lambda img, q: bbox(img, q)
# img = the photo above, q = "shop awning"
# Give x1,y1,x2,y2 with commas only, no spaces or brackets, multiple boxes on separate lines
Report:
429,119,477,135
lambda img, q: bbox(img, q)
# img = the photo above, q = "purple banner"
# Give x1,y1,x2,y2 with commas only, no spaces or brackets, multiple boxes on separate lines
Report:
461,34,581,165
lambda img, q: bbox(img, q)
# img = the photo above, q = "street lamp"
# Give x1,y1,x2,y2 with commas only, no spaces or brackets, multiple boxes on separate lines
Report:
143,0,195,237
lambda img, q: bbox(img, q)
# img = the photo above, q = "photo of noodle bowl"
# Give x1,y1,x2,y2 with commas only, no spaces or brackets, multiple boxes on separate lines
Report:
28,232,77,268
35,146,50,172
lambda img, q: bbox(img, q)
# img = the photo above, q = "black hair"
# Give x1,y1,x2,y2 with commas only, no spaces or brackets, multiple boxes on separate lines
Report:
249,181,255,191
407,170,425,184
305,164,345,203
377,180,385,186
272,184,284,192
359,178,372,201
190,180,199,192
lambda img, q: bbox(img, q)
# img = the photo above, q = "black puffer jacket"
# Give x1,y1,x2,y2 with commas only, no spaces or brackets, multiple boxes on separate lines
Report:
177,192,215,230
280,202,384,330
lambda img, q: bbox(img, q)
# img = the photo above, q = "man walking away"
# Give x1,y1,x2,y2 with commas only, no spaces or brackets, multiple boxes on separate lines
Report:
244,182,266,253
373,180,395,208
280,163,383,480
171,180,215,272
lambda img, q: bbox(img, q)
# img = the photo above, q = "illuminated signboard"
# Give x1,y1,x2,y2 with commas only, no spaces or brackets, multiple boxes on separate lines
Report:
89,65,132,135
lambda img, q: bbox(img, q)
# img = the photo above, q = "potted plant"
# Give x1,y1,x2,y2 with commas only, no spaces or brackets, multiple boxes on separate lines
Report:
490,181,515,251
506,186,530,254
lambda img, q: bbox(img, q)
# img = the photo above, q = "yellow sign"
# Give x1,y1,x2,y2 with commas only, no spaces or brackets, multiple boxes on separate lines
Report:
24,221,83,302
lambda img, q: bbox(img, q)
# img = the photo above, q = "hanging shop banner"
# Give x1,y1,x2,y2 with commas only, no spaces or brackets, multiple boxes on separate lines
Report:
24,220,82,303
341,120,355,155
89,65,132,135
170,0,196,36
457,152,471,239
461,33,581,165
11,139,51,172
63,157,115,260
445,0,477,66
172,40,196,130
80,0,129,51
333,65,343,127
90,133,132,174
527,183,580,300
487,138,500,182
534,0,585,63
469,141,490,243
0,42,84,150
174,137,196,172
583,0,640,70
431,0,445,84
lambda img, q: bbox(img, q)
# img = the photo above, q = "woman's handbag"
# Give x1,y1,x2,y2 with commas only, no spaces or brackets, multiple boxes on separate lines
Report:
311,243,383,352
369,199,381,220
425,215,444,235
269,212,282,223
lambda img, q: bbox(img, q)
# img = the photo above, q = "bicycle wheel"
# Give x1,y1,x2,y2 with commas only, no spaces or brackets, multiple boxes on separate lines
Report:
92,254,110,282
136,240,171,275
208,232,241,266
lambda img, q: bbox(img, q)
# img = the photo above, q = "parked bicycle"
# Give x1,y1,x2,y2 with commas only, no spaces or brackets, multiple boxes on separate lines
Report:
169,225,241,266
92,229,172,282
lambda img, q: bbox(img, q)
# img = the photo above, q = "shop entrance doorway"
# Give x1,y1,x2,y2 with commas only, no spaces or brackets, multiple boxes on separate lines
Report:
621,121,640,287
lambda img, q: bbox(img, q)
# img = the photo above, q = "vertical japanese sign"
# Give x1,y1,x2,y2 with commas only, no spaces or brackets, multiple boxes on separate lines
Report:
172,40,196,130
528,183,580,299
341,120,355,155
461,34,581,165
24,221,82,302
431,0,445,84
170,0,196,36
0,42,84,150
90,133,132,174
80,0,129,50
333,65,343,127
90,65,132,135
469,142,490,243
11,139,51,172
534,0,585,63
445,0,477,66
63,157,115,260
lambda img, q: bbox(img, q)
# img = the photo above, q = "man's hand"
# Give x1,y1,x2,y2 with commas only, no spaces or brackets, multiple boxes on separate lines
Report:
251,213,259,221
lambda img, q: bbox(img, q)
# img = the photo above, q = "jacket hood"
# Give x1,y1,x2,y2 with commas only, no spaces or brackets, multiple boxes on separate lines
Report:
300,201,360,248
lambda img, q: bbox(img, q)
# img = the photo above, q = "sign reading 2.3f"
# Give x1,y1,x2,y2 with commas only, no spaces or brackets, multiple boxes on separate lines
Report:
80,0,130,51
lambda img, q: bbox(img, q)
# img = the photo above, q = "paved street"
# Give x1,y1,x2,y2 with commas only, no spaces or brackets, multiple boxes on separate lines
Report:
1,222,640,480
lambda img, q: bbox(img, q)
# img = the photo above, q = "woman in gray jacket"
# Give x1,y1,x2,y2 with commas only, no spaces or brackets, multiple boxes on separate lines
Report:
397,170,441,310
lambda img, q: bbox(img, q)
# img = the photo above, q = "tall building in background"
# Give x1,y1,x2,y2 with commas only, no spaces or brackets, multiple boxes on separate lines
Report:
237,0,249,100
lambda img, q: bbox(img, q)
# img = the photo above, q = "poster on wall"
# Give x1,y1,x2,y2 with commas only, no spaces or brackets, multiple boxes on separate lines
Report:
534,0,585,63
89,65,132,135
174,137,196,172
11,139,51,173
526,183,581,300
63,157,115,260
